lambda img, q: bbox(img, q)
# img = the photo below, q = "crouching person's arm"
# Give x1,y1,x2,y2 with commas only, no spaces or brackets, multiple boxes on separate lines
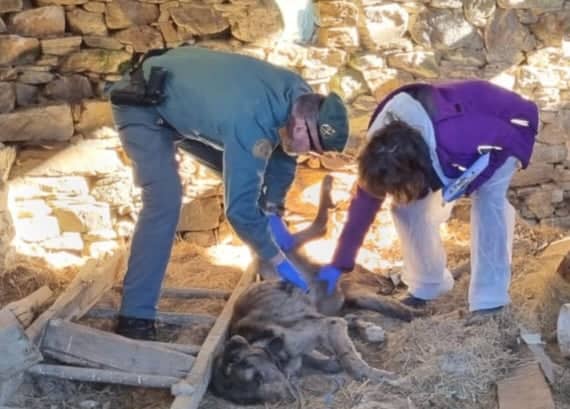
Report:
223,136,308,292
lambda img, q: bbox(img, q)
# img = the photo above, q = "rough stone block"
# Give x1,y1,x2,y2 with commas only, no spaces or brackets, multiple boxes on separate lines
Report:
44,75,93,102
75,100,113,135
15,216,61,242
11,140,124,178
0,0,23,13
51,201,112,233
15,83,39,108
67,8,108,36
0,82,15,114
177,196,222,232
105,0,159,30
0,104,73,142
113,25,164,52
170,4,229,36
0,36,40,66
60,49,131,74
317,26,360,49
8,6,66,37
41,37,83,56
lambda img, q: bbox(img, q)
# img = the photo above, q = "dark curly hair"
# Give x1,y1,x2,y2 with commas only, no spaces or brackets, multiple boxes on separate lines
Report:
358,120,433,205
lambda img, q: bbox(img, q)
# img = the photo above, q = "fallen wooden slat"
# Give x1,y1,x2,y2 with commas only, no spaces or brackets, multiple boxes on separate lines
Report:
111,286,230,300
497,363,555,409
27,364,179,389
85,308,216,327
519,327,557,384
160,287,230,300
557,303,570,358
0,311,42,381
0,248,125,405
151,341,200,356
170,261,257,409
26,249,126,344
42,319,194,378
2,286,53,328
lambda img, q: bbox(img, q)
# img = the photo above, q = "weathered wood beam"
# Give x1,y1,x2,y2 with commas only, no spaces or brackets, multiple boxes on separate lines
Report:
497,363,555,409
151,341,200,356
2,286,53,328
85,308,216,327
0,248,125,405
160,287,230,300
26,249,126,344
41,319,194,378
169,261,257,409
557,303,570,358
27,364,179,389
117,287,230,300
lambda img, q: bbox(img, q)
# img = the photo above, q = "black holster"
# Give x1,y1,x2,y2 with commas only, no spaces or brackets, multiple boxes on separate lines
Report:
110,66,169,106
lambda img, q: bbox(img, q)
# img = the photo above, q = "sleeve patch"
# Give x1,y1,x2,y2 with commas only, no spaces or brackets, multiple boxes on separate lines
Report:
252,138,273,160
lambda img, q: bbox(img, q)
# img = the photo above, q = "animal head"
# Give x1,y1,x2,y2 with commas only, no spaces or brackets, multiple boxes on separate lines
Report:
210,335,293,404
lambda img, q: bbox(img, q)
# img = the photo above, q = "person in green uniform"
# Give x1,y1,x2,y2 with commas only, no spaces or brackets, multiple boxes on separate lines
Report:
110,46,349,340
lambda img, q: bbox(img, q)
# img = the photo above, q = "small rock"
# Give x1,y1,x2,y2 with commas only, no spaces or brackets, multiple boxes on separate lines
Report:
67,8,108,36
0,0,23,13
15,83,39,107
0,35,40,66
355,319,385,343
79,400,99,409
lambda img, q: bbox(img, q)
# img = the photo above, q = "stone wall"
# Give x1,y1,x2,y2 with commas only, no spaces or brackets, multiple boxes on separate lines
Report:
0,0,569,270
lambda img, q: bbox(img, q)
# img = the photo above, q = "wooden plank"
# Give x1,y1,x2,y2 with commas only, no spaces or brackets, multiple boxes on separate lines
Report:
26,248,125,344
41,319,194,378
558,303,570,358
0,311,42,381
170,261,257,408
160,287,230,300
85,308,216,327
2,286,53,328
27,364,179,389
519,328,557,384
150,341,200,356
1,248,125,405
497,363,555,409
111,286,230,299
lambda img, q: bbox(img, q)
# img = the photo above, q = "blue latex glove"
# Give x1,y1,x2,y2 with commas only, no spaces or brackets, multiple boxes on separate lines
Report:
268,214,296,252
275,258,309,292
317,265,342,295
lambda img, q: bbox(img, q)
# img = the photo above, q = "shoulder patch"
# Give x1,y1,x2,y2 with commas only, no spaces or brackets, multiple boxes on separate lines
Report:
252,138,273,160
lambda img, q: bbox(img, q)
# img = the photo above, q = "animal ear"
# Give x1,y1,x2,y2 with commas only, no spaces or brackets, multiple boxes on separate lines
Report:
224,335,249,362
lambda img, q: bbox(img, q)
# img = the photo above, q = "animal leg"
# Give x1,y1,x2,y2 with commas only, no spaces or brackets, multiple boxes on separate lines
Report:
343,285,427,322
292,174,334,247
322,317,396,383
302,350,341,374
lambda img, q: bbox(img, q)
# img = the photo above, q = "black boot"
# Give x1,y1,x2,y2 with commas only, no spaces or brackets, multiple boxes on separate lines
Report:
115,315,157,341
400,293,427,308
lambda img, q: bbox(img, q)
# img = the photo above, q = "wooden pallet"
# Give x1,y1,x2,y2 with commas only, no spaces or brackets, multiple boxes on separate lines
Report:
0,247,256,409
1,174,335,409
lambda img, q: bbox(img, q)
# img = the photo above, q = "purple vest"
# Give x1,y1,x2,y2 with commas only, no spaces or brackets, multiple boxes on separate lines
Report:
369,80,538,193
330,80,538,271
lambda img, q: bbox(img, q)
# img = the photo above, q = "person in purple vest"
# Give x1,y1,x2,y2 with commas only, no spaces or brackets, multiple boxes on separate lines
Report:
316,80,539,315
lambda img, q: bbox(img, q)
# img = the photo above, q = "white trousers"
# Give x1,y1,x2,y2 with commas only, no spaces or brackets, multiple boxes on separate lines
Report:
391,157,518,311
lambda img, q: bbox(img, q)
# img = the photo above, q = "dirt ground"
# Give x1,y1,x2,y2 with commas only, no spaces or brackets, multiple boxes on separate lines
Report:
2,167,570,409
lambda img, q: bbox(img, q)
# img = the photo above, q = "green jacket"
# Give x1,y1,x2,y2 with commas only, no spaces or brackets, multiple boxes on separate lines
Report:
142,47,311,260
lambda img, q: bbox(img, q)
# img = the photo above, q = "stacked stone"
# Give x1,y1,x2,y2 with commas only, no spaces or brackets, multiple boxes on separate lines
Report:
1,134,226,271
0,0,568,273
